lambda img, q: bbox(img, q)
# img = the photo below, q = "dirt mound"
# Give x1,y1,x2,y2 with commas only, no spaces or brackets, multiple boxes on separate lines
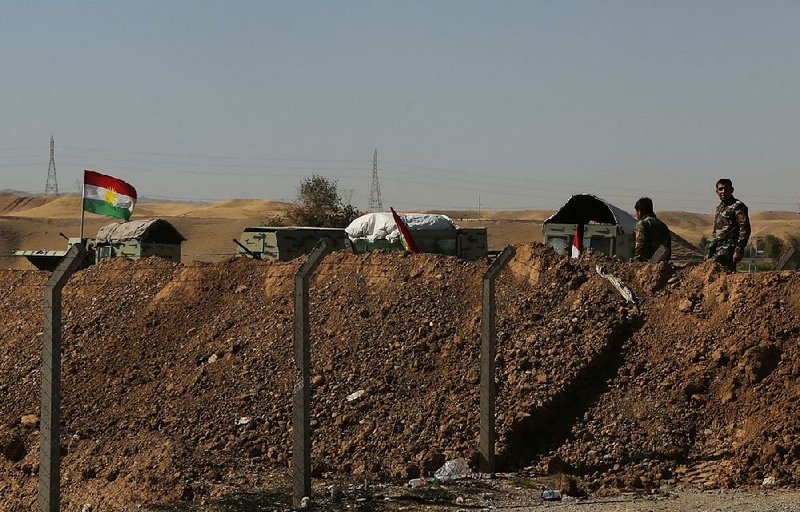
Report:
1,245,799,509
750,211,800,222
553,262,800,491
0,193,53,215
670,231,704,262
659,212,713,245
1,195,289,222
2,195,83,218
173,199,290,219
133,202,205,218
438,209,556,222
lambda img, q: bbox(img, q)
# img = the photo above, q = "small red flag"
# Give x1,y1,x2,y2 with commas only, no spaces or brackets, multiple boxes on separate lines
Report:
571,224,583,258
390,207,419,253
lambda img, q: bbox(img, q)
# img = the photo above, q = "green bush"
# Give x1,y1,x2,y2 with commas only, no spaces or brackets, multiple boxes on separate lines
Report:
284,175,361,228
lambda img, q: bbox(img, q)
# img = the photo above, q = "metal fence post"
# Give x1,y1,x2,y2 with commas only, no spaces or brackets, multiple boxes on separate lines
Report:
648,245,669,264
479,245,515,474
38,243,86,512
774,246,796,271
293,239,330,508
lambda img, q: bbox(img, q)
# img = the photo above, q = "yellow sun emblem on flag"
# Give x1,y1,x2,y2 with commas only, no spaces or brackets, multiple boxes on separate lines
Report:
103,188,119,206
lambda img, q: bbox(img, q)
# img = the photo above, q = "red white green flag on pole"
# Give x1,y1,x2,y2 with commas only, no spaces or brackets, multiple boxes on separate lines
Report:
82,170,137,221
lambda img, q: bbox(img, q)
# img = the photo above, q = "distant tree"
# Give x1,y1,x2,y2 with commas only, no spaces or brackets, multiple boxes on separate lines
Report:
784,234,800,270
763,235,785,260
262,214,287,227
698,235,710,254
284,174,361,228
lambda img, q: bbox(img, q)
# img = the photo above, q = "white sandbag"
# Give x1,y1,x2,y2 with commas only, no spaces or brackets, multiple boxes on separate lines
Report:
345,212,457,242
345,212,397,242
403,213,456,231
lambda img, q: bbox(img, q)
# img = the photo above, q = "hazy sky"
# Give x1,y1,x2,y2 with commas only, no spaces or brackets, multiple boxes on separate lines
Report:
1,1,799,213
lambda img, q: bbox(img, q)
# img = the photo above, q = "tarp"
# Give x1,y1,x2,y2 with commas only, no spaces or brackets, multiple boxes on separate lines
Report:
543,194,637,235
345,212,456,243
96,219,185,244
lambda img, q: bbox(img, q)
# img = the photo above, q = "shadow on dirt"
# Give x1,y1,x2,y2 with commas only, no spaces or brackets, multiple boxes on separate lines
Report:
500,319,640,471
143,490,290,512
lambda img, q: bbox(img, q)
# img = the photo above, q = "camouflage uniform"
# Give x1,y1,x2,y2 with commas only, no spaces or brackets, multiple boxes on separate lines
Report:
708,197,751,271
634,214,672,262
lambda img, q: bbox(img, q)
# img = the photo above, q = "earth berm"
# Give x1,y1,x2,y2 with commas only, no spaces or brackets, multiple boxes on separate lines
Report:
1,243,799,510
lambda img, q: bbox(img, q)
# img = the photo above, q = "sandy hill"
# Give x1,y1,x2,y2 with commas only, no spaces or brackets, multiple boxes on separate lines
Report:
439,209,556,222
0,194,80,218
171,198,289,219
0,194,290,220
0,193,51,214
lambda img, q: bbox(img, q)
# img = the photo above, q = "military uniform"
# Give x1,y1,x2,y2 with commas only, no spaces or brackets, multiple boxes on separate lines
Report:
634,214,672,262
709,197,751,271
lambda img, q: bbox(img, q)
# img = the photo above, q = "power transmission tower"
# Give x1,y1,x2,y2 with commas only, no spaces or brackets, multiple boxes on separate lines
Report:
368,148,383,212
45,136,59,196
342,188,354,206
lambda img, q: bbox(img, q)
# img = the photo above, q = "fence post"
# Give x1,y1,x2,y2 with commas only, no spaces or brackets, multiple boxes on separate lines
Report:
648,245,669,264
774,246,796,271
479,245,515,474
293,239,330,508
38,243,86,512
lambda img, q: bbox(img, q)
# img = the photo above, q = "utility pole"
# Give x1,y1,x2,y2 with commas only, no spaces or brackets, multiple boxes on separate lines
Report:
368,148,383,212
45,136,59,196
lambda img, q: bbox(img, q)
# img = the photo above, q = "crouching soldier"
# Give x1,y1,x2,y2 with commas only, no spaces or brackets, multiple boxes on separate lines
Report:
633,197,671,262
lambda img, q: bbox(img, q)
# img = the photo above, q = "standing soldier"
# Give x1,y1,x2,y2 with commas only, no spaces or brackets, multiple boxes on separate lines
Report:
708,178,751,271
633,197,671,262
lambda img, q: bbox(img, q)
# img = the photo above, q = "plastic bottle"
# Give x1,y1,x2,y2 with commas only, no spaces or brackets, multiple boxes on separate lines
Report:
541,489,562,501
407,478,426,488
433,457,471,482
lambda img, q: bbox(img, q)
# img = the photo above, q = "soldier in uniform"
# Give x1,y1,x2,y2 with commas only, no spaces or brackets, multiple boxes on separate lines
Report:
708,178,751,271
633,197,671,262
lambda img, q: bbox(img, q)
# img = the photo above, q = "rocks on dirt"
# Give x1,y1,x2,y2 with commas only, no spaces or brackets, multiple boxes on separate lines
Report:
1,433,26,462
1,244,800,508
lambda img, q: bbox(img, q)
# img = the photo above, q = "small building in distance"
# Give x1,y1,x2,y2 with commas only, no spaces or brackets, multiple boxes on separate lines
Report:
235,226,349,261
93,218,185,263
13,218,185,271
543,194,637,259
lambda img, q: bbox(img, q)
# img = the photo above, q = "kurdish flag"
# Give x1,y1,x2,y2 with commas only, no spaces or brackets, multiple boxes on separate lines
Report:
83,170,137,221
390,207,419,253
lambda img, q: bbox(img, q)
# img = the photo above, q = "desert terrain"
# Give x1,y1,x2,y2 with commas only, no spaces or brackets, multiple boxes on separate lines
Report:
2,193,800,511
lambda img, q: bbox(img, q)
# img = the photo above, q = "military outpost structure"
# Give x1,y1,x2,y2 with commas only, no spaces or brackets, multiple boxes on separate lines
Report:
14,218,184,271
235,213,489,262
92,219,184,262
543,194,637,259
543,193,704,262
345,212,488,260
234,226,349,261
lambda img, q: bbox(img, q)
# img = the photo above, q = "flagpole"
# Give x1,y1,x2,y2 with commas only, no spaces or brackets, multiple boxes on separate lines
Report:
79,172,85,241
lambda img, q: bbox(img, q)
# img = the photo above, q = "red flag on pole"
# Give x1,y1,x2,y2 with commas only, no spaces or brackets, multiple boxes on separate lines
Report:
571,224,583,258
390,207,419,253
